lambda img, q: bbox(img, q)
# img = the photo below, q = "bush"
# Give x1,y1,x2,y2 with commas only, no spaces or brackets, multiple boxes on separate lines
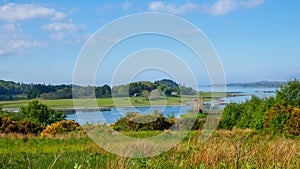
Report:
111,111,206,131
264,104,291,135
17,119,44,134
276,79,300,107
40,120,82,137
20,100,66,125
111,112,174,131
219,103,243,130
284,107,300,136
0,116,44,134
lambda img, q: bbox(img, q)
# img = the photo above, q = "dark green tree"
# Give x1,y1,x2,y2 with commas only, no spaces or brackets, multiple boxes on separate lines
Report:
20,100,66,126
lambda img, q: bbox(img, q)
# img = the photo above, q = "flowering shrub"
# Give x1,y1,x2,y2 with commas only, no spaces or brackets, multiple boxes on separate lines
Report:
40,120,82,137
0,116,44,134
285,107,300,136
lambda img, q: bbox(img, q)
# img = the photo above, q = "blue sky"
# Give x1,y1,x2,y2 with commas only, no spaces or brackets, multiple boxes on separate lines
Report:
0,0,299,86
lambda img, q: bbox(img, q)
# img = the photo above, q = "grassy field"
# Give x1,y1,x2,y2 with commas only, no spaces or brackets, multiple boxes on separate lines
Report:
0,129,299,169
0,97,190,109
0,92,229,110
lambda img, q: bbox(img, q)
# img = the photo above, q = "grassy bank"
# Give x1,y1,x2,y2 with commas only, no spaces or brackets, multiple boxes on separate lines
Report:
0,91,230,109
0,97,190,110
1,130,299,169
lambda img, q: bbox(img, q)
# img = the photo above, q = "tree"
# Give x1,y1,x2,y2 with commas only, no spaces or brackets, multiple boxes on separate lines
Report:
20,100,66,126
164,88,172,96
95,84,111,98
149,89,164,100
219,103,243,130
276,79,300,107
141,90,150,100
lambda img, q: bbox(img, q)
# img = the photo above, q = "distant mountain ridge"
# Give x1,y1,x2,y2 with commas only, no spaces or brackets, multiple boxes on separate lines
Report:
227,81,287,88
204,81,287,88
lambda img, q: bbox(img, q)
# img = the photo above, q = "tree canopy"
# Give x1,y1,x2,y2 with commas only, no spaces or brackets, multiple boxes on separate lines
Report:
20,100,66,126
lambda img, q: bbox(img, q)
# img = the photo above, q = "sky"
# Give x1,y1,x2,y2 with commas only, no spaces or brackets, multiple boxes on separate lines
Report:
0,0,299,86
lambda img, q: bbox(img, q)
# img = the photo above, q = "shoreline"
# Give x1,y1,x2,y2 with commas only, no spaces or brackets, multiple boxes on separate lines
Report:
3,104,193,113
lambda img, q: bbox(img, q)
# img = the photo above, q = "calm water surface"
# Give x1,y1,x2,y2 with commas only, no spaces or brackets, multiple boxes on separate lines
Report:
66,106,191,125
66,87,278,124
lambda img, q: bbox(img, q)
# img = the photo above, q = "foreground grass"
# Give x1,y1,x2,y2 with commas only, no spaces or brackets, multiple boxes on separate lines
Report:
1,130,299,169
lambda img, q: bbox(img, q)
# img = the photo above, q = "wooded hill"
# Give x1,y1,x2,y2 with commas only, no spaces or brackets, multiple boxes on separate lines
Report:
0,79,195,101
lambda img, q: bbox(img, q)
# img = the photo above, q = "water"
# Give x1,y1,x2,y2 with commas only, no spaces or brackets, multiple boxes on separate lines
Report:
66,87,279,124
66,105,191,125
200,86,278,104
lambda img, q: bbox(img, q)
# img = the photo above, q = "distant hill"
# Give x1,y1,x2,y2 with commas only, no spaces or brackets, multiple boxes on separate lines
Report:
227,81,287,88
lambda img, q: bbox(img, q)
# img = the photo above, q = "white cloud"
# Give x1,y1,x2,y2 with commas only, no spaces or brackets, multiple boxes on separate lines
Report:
149,1,198,15
148,0,265,16
210,0,265,16
210,0,238,16
149,1,164,11
0,3,66,22
42,22,80,32
52,11,67,21
239,0,265,8
42,22,86,41
0,24,43,56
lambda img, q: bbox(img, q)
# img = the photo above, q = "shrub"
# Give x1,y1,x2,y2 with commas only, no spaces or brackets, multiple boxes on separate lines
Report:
264,104,291,135
219,103,243,130
0,116,43,134
112,112,174,131
20,100,66,125
219,96,276,131
284,107,300,136
40,120,82,137
17,119,44,134
111,111,206,131
276,79,300,107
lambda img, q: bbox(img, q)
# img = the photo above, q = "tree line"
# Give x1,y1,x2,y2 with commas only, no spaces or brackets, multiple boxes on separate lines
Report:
0,79,195,101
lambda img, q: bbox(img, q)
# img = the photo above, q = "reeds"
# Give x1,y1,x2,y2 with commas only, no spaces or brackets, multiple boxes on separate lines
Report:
0,129,299,169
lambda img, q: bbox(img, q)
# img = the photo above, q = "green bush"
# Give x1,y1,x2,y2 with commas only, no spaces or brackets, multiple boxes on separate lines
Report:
111,111,206,131
17,119,44,134
0,116,44,134
264,104,291,135
276,79,300,107
111,112,173,131
0,106,25,121
219,103,243,130
284,107,300,136
20,100,66,125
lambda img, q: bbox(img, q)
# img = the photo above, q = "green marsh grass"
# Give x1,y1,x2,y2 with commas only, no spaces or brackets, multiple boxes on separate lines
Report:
1,129,299,169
